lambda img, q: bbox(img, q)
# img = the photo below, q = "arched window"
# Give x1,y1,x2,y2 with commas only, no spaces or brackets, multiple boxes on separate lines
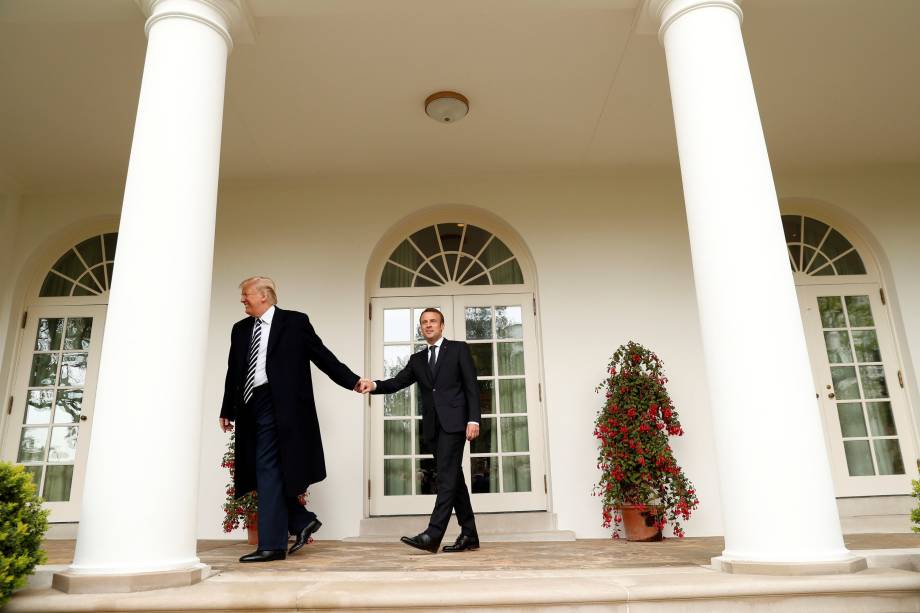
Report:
380,223,524,288
39,233,118,297
782,215,866,276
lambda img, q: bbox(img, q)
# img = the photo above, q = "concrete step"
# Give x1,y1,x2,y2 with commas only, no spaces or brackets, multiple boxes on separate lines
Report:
347,511,575,542
837,496,914,533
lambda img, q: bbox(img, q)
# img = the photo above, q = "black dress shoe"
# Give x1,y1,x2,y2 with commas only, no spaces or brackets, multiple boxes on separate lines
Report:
239,549,286,563
289,518,322,554
442,533,480,553
400,532,440,553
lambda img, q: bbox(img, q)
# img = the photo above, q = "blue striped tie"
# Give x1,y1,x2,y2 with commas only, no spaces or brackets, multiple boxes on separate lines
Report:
243,318,262,404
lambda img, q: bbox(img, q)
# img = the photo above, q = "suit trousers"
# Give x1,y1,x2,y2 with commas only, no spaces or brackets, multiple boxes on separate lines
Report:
425,411,477,540
249,385,315,550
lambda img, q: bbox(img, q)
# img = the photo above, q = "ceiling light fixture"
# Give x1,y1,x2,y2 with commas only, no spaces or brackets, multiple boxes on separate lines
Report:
425,91,469,124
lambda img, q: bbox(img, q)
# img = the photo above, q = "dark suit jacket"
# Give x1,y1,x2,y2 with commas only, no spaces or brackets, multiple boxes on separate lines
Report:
221,307,359,498
372,339,480,448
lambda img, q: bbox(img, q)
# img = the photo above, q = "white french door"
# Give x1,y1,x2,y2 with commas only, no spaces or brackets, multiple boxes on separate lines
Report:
1,306,106,521
369,294,547,515
798,284,918,496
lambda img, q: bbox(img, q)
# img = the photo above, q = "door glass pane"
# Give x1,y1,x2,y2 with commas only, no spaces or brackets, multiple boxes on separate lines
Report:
384,459,411,495
822,331,852,363
865,401,897,436
495,306,523,339
468,344,493,376
502,456,532,493
845,295,874,327
63,318,93,350
500,417,529,452
499,379,527,414
873,439,905,475
416,458,437,495
843,440,874,476
465,307,492,340
414,418,431,455
859,365,889,399
18,428,48,463
29,353,59,387
23,465,43,488
470,457,498,493
48,426,78,463
818,296,846,328
851,330,881,363
53,389,83,423
471,418,496,454
384,388,410,417
24,390,53,425
478,380,495,414
384,420,411,455
830,366,860,400
384,345,411,377
59,353,88,387
43,465,74,502
383,309,410,343
35,318,64,351
836,403,867,437
497,342,524,375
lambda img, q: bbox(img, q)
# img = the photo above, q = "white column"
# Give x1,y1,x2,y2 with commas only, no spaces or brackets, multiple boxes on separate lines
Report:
70,0,234,574
651,0,851,564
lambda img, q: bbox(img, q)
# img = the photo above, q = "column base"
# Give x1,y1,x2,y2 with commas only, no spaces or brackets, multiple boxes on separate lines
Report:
52,563,210,594
712,555,868,575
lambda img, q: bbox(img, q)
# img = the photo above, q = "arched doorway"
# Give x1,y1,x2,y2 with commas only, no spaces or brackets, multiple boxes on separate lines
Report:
367,217,547,516
1,232,117,522
783,214,918,497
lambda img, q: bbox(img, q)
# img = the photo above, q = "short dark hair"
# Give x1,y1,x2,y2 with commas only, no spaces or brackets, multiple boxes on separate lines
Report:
420,307,445,324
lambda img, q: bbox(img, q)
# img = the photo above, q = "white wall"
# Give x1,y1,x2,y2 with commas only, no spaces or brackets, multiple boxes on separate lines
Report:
1,166,917,541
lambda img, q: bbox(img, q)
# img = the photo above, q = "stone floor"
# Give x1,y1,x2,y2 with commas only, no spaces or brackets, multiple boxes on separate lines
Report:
42,532,920,572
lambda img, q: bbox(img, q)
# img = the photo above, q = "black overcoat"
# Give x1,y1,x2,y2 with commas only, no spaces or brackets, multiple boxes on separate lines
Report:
220,307,359,499
372,339,480,449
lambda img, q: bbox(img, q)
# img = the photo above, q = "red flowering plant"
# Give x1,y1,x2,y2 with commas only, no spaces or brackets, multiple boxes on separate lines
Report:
221,431,257,533
593,341,699,538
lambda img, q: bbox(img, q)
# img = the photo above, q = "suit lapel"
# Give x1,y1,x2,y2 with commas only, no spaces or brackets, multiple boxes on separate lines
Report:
266,307,285,358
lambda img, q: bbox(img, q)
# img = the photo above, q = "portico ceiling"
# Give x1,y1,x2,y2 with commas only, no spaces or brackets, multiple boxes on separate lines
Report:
0,0,917,192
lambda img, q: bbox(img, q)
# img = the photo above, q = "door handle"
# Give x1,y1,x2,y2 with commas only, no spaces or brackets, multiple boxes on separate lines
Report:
80,415,88,422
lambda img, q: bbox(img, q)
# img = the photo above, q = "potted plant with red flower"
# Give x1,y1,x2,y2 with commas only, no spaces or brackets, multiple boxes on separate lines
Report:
221,432,258,544
593,341,699,540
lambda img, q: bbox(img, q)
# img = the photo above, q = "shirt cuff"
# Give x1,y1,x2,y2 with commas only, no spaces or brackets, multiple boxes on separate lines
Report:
467,421,479,425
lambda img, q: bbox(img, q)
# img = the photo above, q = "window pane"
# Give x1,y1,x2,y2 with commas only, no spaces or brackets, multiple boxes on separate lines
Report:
384,419,411,455
822,229,853,261
502,456,532,493
851,330,881,363
461,225,490,257
35,318,64,351
468,344,493,376
830,366,860,400
465,307,493,340
48,426,78,463
18,428,48,463
478,380,495,415
822,331,852,364
415,418,431,454
384,345,410,378
389,239,424,271
843,440,874,476
75,235,104,267
384,388,410,417
807,252,832,275
428,256,449,282
470,456,497,493
501,417,529,452
835,251,867,275
416,263,442,285
437,223,463,252
781,215,802,243
51,249,86,280
29,353,59,387
23,465,43,488
103,233,118,262
845,295,874,327
39,274,73,297
496,306,523,339
836,403,867,438
490,259,524,284
384,459,411,496
416,458,437,495
59,353,87,387
24,390,54,425
479,237,513,269
410,226,440,258
76,272,102,294
497,342,525,376
43,465,74,502
859,365,889,399
383,309,410,343
873,439,905,475
381,262,413,288
499,379,527,414
788,244,801,271
803,217,829,248
865,401,897,437
817,296,845,328
54,389,83,424
464,270,491,285
471,418,496,454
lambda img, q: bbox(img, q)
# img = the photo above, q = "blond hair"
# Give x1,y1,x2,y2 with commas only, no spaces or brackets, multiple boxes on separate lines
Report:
240,276,278,304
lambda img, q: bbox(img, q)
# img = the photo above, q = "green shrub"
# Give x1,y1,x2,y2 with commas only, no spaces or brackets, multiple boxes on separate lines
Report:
912,480,920,534
0,462,49,606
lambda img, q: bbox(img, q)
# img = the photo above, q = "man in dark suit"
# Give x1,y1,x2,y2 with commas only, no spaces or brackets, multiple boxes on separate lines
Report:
358,308,481,553
219,276,361,563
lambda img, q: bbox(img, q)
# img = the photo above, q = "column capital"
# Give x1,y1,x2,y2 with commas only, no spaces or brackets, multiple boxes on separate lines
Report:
136,0,255,49
638,0,742,43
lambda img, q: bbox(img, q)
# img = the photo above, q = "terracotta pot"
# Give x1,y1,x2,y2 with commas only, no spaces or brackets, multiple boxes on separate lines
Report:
246,511,258,545
619,504,663,542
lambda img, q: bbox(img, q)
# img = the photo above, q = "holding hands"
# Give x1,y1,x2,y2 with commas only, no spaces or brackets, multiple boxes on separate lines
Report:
354,378,374,394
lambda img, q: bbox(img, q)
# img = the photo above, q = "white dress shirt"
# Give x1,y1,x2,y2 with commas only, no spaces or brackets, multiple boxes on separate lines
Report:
252,305,275,387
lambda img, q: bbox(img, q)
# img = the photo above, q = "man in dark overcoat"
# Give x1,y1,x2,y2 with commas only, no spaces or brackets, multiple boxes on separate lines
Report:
219,276,360,562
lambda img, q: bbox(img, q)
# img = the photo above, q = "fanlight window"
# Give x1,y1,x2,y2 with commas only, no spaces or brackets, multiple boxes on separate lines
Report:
782,216,866,276
40,233,118,297
381,223,524,288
